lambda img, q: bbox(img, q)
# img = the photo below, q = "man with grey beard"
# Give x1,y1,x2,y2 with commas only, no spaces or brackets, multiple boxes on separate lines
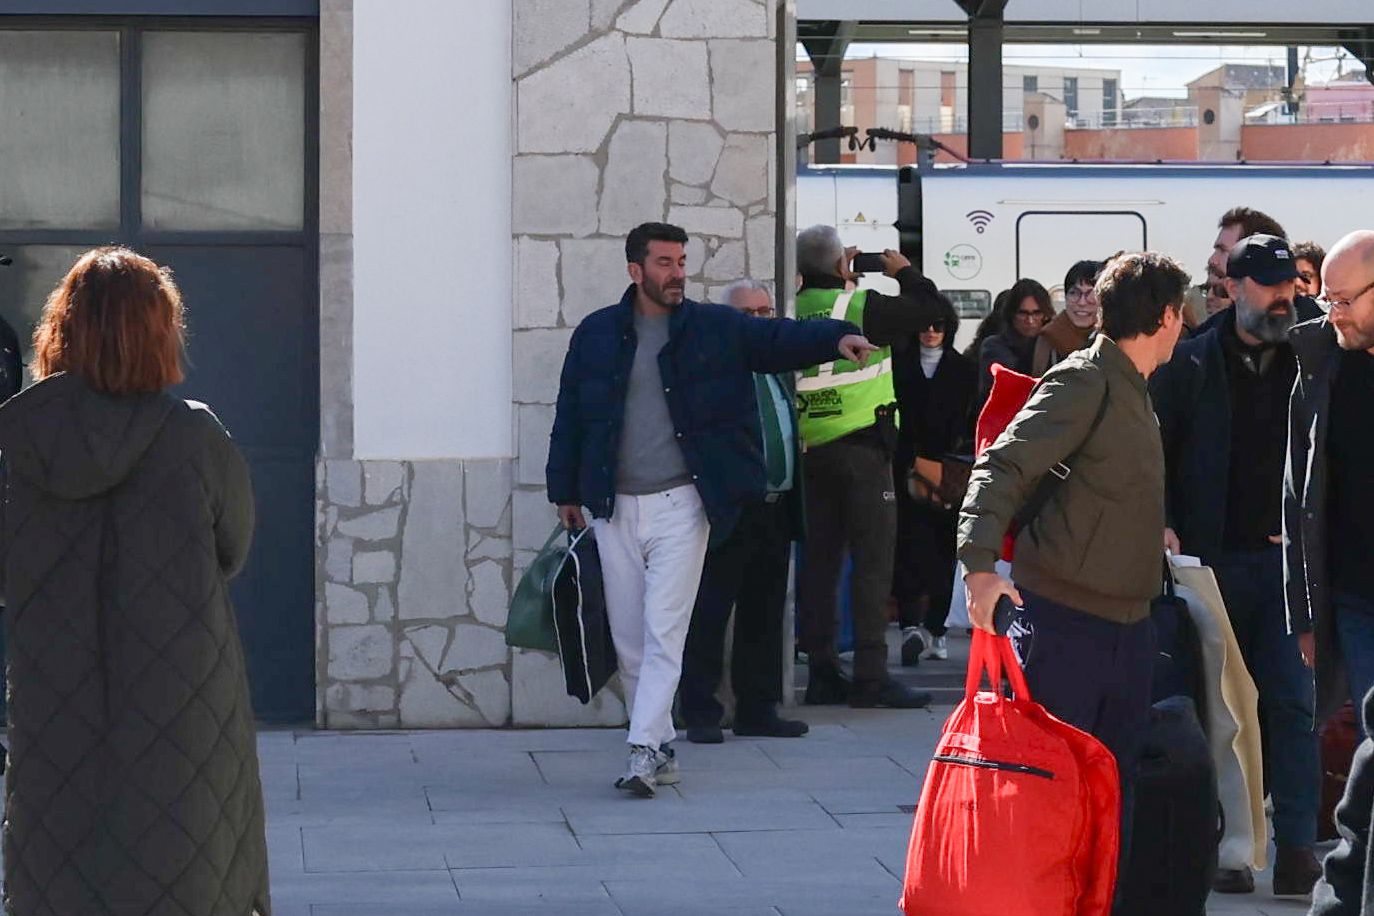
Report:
1152,233,1322,897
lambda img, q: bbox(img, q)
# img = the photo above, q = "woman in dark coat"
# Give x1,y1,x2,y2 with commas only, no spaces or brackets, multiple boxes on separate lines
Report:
891,295,976,665
0,248,270,916
976,277,1054,405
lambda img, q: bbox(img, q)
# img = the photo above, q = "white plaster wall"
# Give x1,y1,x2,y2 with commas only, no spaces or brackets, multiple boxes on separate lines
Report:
352,0,514,459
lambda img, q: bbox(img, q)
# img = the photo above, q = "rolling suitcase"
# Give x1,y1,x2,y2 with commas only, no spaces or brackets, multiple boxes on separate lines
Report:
1116,696,1217,916
1319,702,1360,842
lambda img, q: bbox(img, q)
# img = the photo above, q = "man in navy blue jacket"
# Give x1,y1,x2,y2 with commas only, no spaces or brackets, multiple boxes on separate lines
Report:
547,222,872,797
1152,234,1324,895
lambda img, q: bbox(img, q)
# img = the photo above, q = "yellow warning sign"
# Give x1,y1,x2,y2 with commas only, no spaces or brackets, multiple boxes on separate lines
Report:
853,212,867,222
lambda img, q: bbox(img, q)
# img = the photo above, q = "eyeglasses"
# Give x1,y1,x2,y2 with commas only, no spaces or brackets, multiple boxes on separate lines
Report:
1015,309,1047,321
1318,278,1374,312
1066,288,1097,303
920,322,946,333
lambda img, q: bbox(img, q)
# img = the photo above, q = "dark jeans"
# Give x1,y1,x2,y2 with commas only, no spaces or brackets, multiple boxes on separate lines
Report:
1009,590,1154,892
1212,546,1319,848
798,437,897,684
1335,589,1374,739
891,472,957,636
680,498,791,727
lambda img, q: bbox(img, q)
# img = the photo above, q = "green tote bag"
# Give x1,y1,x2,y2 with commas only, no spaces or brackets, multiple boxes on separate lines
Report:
506,525,566,652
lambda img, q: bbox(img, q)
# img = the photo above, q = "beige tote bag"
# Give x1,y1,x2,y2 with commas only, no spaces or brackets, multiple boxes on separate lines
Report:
1171,557,1267,871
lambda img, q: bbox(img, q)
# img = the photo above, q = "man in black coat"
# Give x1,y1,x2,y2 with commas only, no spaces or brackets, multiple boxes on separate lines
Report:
547,222,875,798
679,280,810,744
1152,234,1323,896
1289,230,1374,914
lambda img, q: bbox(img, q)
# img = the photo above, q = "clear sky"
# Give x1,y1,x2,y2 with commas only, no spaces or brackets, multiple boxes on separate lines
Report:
829,43,1368,99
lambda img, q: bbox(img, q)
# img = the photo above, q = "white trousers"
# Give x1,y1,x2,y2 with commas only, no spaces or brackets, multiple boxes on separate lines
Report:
593,484,711,748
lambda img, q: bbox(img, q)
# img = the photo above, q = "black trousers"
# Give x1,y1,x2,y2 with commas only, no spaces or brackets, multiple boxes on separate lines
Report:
679,497,791,727
797,437,897,684
892,460,958,636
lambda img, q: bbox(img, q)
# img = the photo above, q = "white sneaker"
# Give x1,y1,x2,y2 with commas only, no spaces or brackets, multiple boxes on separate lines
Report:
655,744,681,786
923,635,948,661
615,745,658,797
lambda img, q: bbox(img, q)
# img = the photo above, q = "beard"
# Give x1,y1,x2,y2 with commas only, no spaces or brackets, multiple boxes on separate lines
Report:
1334,318,1374,351
1236,297,1296,344
641,274,685,308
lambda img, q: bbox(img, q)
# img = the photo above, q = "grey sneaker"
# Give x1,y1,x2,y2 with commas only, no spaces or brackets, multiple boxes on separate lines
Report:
615,745,658,797
924,635,949,661
655,744,681,786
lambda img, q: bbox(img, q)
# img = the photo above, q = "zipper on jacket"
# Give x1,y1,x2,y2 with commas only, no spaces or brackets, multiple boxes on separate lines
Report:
932,753,1055,780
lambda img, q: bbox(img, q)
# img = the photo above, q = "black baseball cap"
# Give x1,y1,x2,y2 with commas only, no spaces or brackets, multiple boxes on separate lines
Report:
1226,234,1300,286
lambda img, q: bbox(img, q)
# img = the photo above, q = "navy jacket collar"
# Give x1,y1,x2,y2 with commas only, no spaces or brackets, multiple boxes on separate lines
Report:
613,284,699,339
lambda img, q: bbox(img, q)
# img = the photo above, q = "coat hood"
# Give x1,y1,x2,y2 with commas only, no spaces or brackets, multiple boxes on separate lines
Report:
0,373,177,500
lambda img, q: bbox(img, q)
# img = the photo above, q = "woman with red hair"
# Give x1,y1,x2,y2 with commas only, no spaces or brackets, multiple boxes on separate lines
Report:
0,247,270,915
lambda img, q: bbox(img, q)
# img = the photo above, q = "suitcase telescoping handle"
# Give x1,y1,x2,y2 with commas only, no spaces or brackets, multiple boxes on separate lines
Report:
965,604,1032,702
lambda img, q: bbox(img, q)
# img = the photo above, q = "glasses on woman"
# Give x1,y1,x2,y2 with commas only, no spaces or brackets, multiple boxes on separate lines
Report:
921,321,946,333
1318,278,1374,312
1066,288,1097,303
1015,309,1046,321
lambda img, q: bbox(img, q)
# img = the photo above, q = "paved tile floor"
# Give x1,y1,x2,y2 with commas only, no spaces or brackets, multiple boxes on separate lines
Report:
256,628,1319,915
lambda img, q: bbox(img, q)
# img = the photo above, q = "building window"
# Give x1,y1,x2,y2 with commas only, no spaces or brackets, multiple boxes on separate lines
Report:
1103,78,1118,126
940,70,956,108
1023,75,1038,95
1064,77,1078,117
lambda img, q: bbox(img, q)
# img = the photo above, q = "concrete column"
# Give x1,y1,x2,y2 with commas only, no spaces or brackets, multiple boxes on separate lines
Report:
967,9,1004,160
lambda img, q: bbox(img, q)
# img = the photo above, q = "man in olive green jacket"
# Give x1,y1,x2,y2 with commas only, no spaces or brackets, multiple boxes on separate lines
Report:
958,252,1190,887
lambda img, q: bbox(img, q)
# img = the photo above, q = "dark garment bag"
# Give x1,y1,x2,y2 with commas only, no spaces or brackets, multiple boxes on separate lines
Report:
1149,572,1205,708
551,527,617,704
1117,695,1218,916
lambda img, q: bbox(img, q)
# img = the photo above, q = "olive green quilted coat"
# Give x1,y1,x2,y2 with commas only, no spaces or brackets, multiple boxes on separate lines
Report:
0,373,270,916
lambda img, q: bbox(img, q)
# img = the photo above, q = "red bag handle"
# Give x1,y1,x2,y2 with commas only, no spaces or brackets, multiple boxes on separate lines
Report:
965,629,1033,702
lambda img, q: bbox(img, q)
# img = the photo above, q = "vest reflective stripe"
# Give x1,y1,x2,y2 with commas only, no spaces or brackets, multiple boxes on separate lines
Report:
795,287,895,447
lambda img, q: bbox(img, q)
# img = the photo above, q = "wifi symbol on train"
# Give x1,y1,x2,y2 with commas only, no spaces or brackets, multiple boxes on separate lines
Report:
966,210,994,234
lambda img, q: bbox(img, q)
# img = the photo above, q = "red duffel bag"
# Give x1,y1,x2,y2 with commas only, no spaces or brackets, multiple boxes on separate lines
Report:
900,630,1121,916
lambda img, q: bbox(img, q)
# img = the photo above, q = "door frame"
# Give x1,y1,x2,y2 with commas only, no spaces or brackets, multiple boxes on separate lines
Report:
0,13,321,721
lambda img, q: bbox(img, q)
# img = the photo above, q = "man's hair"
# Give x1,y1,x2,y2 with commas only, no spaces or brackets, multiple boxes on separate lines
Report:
1292,240,1326,271
33,246,185,394
1095,252,1191,341
1064,259,1104,293
625,222,689,265
721,278,770,306
1219,206,1286,242
796,224,845,278
1002,278,1053,322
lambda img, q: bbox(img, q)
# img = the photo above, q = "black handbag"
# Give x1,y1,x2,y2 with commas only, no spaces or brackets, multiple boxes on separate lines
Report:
550,527,617,704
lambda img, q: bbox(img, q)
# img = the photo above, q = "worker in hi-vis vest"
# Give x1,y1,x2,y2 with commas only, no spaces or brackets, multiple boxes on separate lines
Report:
793,224,951,710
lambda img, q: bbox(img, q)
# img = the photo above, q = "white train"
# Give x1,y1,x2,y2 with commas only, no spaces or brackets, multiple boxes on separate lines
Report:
797,161,1374,349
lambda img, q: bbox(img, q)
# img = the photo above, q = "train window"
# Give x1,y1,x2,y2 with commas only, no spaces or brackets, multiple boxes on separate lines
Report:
942,289,991,319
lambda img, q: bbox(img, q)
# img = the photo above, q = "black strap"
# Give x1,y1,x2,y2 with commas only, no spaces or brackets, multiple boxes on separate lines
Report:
1010,382,1111,533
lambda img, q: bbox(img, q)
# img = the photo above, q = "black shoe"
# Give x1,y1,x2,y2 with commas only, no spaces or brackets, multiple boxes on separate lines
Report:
850,680,932,709
900,627,927,668
1211,866,1255,894
1272,845,1322,896
733,712,809,738
804,663,852,706
685,724,724,744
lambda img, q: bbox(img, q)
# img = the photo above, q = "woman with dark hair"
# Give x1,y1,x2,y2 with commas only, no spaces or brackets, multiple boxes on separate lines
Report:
891,294,977,664
963,289,1009,361
977,277,1053,402
0,248,270,916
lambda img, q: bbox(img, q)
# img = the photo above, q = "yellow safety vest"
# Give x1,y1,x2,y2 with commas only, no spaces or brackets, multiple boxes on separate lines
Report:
795,287,895,447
